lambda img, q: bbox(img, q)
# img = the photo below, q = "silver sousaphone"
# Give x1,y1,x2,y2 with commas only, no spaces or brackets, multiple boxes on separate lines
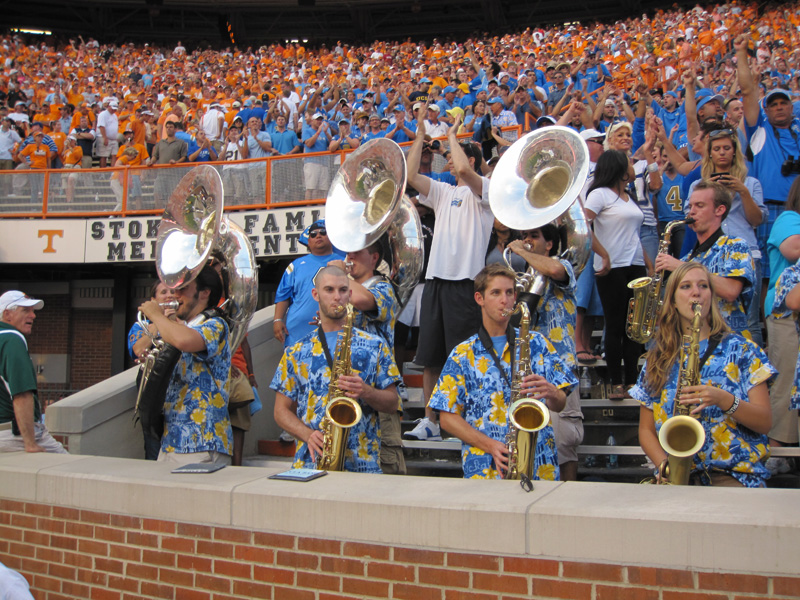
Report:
135,166,258,440
156,165,258,351
489,126,591,309
325,138,424,306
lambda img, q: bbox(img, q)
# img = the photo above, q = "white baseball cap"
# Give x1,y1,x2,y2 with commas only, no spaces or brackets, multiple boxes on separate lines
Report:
0,291,44,312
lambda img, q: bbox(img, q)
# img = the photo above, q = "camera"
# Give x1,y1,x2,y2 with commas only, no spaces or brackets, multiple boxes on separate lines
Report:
781,156,800,177
423,140,441,151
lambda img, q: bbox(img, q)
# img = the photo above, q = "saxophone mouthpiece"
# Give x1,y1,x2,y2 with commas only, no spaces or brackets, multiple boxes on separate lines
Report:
684,217,696,225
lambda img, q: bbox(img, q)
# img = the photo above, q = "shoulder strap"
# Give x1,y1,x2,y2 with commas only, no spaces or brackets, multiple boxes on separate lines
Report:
698,333,723,372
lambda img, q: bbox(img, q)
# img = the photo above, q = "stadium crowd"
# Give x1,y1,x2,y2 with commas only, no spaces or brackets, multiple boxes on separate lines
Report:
1,0,800,480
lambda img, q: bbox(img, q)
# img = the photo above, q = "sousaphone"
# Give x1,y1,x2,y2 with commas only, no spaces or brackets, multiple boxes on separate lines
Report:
135,165,258,442
490,126,591,309
325,138,424,306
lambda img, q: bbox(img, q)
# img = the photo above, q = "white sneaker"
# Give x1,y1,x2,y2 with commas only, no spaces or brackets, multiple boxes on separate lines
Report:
766,457,792,475
403,417,441,441
278,430,295,444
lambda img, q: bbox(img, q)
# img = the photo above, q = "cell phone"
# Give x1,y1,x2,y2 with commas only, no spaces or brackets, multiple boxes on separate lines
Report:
710,172,729,179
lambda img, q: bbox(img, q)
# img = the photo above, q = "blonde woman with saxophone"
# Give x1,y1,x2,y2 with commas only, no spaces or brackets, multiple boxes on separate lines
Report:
630,263,776,487
270,266,402,473
428,264,577,480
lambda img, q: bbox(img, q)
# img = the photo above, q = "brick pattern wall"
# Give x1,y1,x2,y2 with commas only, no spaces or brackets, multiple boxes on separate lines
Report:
1,499,798,600
22,292,114,407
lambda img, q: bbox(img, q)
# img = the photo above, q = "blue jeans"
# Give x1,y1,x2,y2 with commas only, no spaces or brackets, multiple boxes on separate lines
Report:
746,258,764,348
639,224,659,265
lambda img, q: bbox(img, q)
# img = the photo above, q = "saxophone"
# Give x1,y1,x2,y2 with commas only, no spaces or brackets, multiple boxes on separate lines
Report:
317,304,363,471
656,301,707,485
627,218,694,344
504,302,551,480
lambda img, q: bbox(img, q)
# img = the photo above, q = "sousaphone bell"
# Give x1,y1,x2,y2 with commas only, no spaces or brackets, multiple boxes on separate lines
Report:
489,126,592,309
325,138,424,306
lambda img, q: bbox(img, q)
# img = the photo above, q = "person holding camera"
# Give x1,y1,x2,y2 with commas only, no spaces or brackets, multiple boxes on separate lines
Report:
736,35,800,284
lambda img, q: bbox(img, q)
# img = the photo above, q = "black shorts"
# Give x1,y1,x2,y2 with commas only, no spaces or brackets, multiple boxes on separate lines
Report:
415,278,481,368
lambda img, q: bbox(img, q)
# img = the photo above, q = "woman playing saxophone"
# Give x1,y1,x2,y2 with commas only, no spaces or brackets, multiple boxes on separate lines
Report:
629,263,776,487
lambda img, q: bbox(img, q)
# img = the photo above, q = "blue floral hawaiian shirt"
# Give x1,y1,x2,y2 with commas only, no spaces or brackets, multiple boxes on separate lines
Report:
270,327,401,473
630,334,776,487
428,330,577,480
161,316,232,455
772,261,800,410
534,258,578,370
682,235,755,337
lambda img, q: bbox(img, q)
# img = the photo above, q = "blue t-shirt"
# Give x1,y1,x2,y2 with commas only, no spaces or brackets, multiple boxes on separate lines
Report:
270,128,300,155
302,124,330,164
766,210,800,311
187,143,213,162
387,119,416,144
654,171,686,222
745,111,800,202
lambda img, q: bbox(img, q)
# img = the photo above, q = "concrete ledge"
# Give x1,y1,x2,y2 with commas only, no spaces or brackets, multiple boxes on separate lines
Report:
1,451,798,577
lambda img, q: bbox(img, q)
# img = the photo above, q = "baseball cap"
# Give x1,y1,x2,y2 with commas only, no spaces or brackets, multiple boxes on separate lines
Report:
427,104,440,112
0,291,44,312
312,112,325,120
487,97,504,105
443,86,457,94
537,115,557,127
765,89,791,105
579,129,605,143
696,93,724,112
299,219,327,247
419,77,432,83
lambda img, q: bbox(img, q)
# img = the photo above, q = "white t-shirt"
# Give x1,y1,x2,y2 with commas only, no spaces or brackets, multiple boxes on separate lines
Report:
419,177,494,280
97,109,119,141
584,186,645,271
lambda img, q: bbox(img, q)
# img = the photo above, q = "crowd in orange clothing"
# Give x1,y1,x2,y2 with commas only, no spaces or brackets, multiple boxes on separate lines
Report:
1,0,799,171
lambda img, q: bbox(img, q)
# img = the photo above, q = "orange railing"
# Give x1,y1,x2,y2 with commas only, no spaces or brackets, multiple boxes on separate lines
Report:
0,126,522,219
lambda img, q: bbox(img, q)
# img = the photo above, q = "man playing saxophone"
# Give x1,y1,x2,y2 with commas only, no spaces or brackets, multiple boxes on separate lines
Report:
270,266,401,473
327,242,406,475
630,263,775,487
428,264,577,480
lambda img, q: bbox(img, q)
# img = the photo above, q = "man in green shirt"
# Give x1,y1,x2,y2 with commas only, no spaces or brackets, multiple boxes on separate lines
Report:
0,291,66,453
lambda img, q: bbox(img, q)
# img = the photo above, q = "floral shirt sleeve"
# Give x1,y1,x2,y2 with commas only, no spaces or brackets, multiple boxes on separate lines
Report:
772,261,800,409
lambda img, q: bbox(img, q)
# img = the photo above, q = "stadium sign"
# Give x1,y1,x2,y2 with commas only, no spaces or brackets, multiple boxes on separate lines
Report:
0,207,323,264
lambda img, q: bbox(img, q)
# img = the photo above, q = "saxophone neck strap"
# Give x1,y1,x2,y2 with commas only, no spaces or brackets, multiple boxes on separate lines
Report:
698,333,723,372
317,325,335,370
478,323,516,389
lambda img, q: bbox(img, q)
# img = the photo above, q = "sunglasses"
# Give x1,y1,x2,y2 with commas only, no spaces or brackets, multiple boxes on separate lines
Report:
709,128,734,139
308,229,327,238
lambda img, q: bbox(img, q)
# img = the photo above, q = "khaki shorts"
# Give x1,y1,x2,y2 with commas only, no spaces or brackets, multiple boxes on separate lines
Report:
767,314,799,444
228,369,254,431
95,138,119,158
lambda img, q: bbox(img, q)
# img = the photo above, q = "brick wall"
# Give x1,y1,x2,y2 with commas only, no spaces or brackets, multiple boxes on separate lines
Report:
24,292,114,407
0,499,797,600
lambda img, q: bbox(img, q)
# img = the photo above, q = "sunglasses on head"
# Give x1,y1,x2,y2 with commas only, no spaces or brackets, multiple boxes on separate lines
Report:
308,229,327,238
709,128,734,139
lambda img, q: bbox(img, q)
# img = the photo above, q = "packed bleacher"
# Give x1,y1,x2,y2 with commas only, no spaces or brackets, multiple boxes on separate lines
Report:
1,0,800,481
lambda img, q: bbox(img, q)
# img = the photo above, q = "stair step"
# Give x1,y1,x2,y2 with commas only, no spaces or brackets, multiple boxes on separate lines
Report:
257,439,297,457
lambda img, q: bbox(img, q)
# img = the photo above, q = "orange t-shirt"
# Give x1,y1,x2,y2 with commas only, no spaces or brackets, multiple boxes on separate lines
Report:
20,143,50,169
62,145,83,167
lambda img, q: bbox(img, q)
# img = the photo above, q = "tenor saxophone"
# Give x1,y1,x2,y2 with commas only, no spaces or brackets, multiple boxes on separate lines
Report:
627,218,694,343
656,301,707,485
504,302,551,480
317,304,363,472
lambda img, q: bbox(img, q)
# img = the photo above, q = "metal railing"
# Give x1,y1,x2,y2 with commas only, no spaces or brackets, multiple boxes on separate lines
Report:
0,126,522,218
